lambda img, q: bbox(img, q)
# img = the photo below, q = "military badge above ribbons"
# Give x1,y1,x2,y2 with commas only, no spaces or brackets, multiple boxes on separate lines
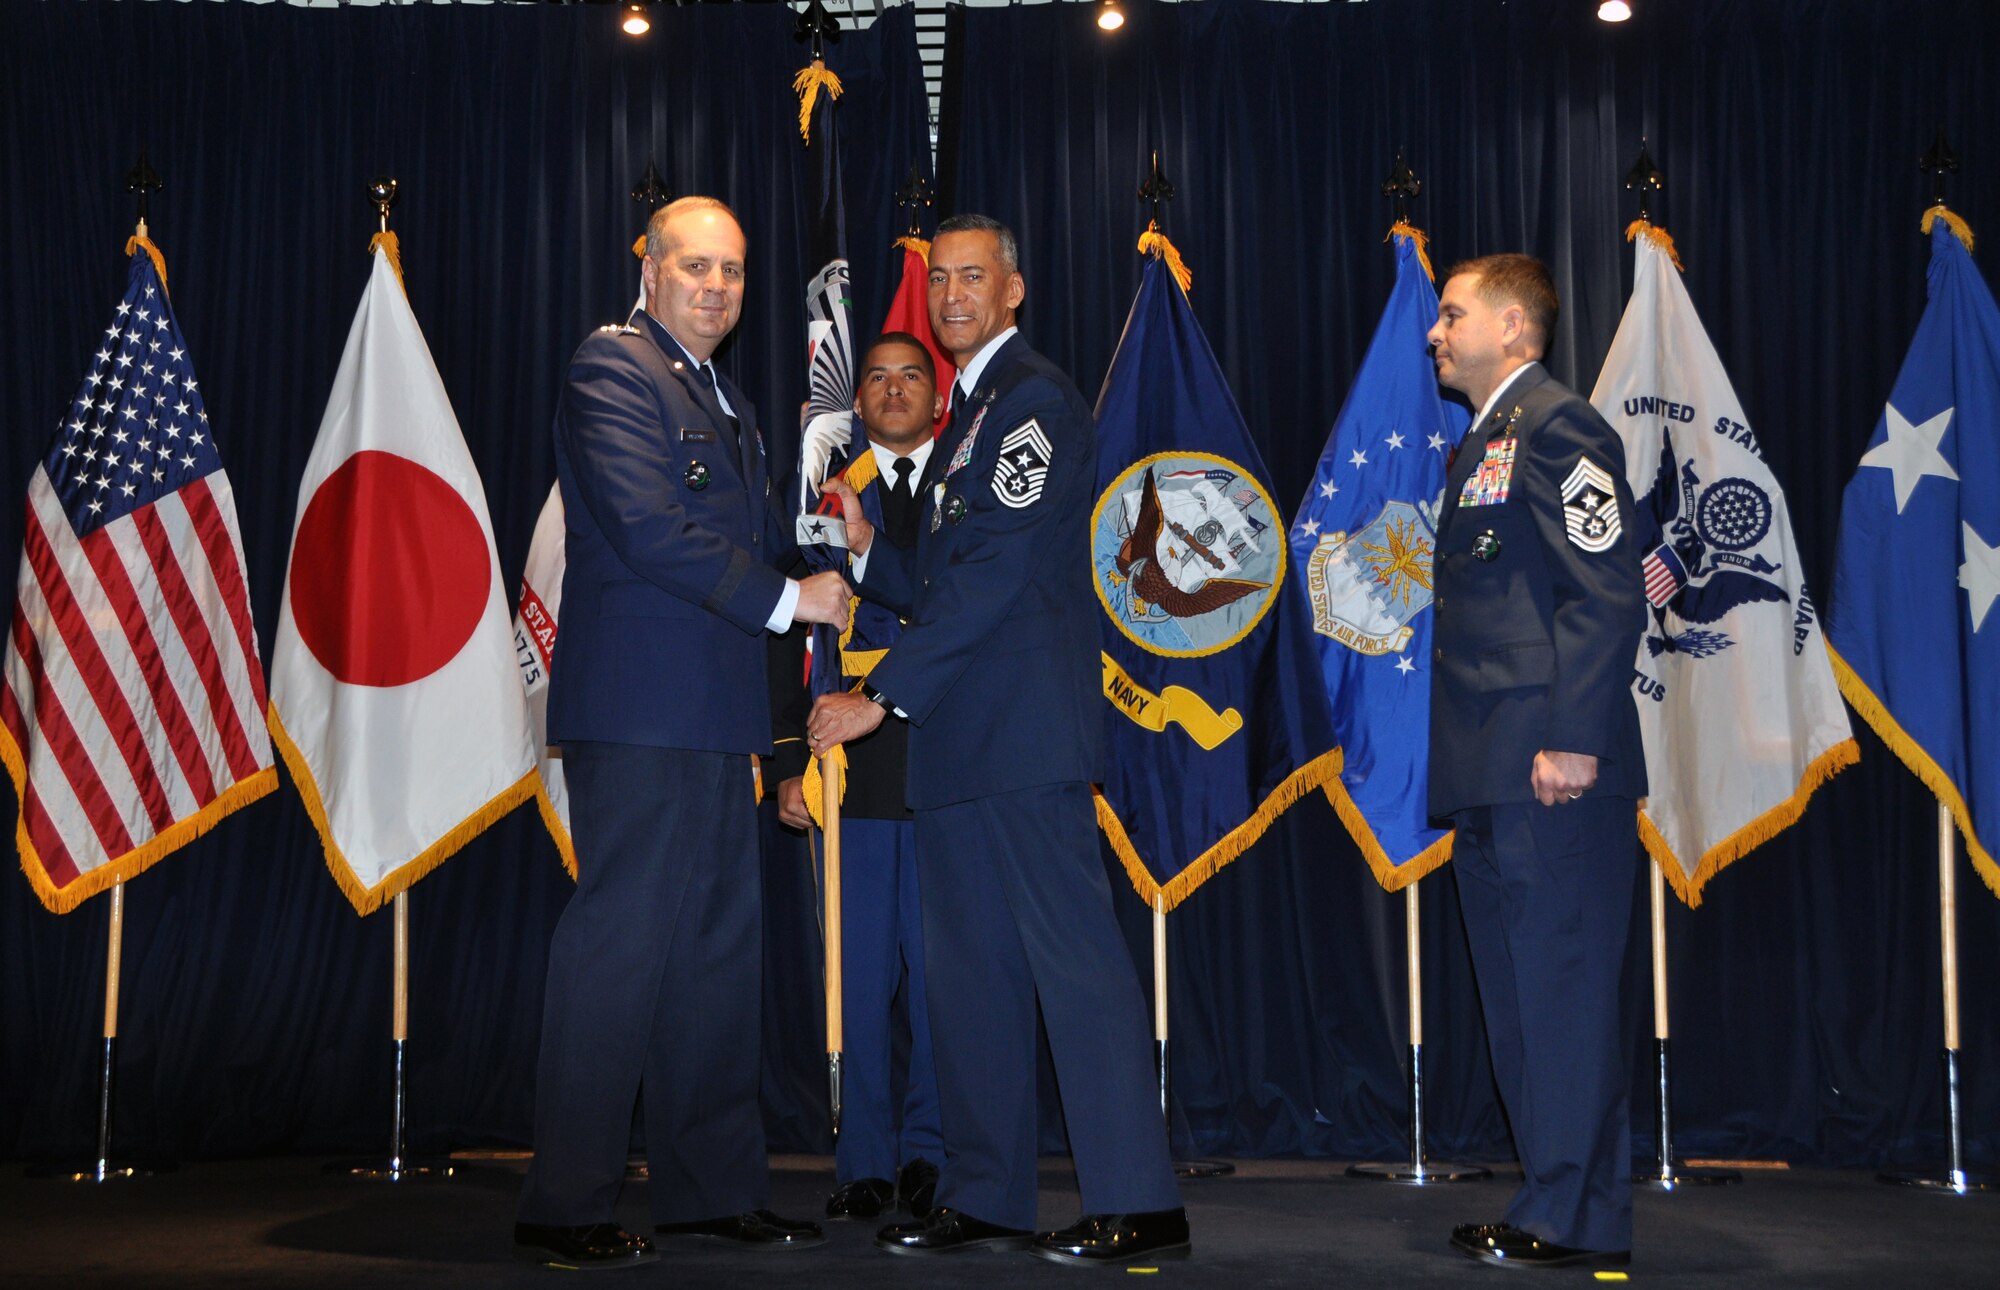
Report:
1591,219,1856,906
1293,224,1467,888
1092,250,1338,912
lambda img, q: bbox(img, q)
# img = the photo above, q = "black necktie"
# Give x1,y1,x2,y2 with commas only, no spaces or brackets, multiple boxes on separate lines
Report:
693,362,742,450
886,456,918,545
948,383,969,435
890,455,916,500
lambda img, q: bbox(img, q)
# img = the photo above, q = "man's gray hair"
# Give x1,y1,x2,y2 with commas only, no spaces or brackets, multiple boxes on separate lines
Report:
937,212,1019,274
645,195,743,261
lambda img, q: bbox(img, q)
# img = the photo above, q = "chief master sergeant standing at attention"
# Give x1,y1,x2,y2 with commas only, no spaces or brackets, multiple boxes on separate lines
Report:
1425,253,1647,1271
514,195,853,1271
809,213,1188,1266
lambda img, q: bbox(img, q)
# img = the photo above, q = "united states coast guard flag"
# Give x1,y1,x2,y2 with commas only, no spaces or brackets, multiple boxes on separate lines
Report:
269,243,540,914
1291,226,1467,889
1829,207,2000,898
1593,221,1856,905
1093,250,1339,911
3,238,275,912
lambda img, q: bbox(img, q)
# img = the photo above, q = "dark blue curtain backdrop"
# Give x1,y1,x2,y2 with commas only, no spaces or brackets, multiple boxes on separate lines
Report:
942,0,2000,1168
0,0,1995,1177
0,1,929,1161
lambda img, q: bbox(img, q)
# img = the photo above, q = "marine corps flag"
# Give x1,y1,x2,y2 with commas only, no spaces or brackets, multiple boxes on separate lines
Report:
1093,252,1340,911
1829,208,2000,898
879,234,954,432
269,245,541,914
512,485,574,874
1291,226,1467,889
1592,221,1856,905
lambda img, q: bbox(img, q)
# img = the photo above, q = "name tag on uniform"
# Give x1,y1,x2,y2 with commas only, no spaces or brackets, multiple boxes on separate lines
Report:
679,427,717,444
1458,435,1517,507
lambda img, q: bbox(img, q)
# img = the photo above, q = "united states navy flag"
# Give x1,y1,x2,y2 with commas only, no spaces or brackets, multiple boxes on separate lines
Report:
1092,251,1340,911
1290,227,1467,889
1829,207,2000,898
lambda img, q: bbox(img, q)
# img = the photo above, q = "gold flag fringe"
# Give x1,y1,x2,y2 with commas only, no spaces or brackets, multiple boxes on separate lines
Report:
1625,219,1686,272
269,704,542,916
2,714,277,913
802,743,849,830
533,775,577,879
1921,204,1976,254
1322,778,1454,892
368,231,407,295
125,234,170,295
1097,747,1343,912
1386,221,1435,283
1828,646,2000,899
1640,735,1860,908
1137,221,1193,293
793,62,845,144
892,235,931,260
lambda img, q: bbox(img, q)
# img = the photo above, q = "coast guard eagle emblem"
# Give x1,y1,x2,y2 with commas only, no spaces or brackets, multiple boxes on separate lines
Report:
1092,452,1283,657
1304,499,1438,656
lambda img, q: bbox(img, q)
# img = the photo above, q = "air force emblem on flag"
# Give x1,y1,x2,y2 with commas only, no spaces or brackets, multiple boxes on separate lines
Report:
992,418,1052,508
1304,499,1437,656
1561,456,1622,552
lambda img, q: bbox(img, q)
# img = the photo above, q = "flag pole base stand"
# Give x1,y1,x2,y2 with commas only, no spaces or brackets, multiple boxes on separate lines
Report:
1634,1165,1741,1189
1346,1160,1491,1184
1172,1158,1236,1179
25,1159,175,1182
1878,1170,2000,1194
625,1159,649,1182
322,1157,454,1181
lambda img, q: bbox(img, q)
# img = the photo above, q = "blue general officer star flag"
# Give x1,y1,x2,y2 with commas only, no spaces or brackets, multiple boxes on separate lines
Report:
1291,226,1467,889
1092,251,1340,911
1829,207,2000,898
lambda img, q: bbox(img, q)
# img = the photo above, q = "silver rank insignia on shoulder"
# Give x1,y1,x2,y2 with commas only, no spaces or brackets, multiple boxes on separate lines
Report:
597,322,640,335
992,419,1052,509
1560,457,1621,552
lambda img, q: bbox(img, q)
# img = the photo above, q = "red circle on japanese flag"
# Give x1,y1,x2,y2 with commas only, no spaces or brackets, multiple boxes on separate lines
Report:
289,450,492,688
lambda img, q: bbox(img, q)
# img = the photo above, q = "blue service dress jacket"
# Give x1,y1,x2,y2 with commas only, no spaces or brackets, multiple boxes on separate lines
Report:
548,310,796,756
857,335,1104,809
1428,364,1649,815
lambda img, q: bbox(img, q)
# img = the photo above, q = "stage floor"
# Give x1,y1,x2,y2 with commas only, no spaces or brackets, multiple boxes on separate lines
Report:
7,1153,1995,1287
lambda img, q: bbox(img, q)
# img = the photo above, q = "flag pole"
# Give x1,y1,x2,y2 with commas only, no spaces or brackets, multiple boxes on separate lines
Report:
1635,862,1738,1188
1151,891,1233,1179
820,752,844,1140
1347,877,1489,1183
1880,803,1998,1192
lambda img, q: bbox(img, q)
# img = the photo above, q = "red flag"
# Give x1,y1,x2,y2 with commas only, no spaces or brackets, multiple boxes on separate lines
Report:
878,239,955,433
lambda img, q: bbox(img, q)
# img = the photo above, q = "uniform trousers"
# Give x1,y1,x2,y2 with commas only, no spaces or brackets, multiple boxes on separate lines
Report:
1450,794,1641,1252
914,781,1181,1231
518,740,768,1226
834,816,942,1182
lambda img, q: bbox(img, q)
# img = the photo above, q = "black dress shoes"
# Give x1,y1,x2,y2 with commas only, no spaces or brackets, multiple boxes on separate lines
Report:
896,1157,941,1218
1450,1221,1630,1269
514,1222,658,1270
1032,1209,1192,1265
654,1209,825,1250
876,1207,1033,1255
825,1177,896,1220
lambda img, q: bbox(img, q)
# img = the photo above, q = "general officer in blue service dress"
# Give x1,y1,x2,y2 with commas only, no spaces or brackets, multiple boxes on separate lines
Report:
514,196,853,1271
771,332,945,1224
1425,253,1647,1271
808,214,1187,1267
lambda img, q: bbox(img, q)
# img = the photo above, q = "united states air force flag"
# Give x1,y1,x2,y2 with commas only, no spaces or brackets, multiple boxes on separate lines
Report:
1092,251,1339,911
1593,222,1856,906
1291,226,1467,889
1829,208,2000,899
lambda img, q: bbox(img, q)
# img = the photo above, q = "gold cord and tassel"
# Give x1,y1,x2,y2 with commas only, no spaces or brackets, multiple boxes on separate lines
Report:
891,234,931,260
1136,220,1193,293
1385,221,1435,282
368,230,407,293
1921,204,1976,253
793,61,845,145
1624,219,1686,272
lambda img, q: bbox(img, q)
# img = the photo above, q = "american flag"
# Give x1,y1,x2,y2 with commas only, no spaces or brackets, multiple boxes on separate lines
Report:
2,245,275,913
1641,541,1688,608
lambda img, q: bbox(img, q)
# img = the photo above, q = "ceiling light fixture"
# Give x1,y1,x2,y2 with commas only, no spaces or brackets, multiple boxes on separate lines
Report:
622,3,652,37
1098,0,1125,33
1597,1,1633,21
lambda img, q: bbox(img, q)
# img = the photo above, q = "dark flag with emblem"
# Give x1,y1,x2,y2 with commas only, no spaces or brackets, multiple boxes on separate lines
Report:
1591,221,1855,906
1091,253,1340,911
793,56,862,704
3,240,277,912
1829,207,2000,899
1290,226,1467,889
